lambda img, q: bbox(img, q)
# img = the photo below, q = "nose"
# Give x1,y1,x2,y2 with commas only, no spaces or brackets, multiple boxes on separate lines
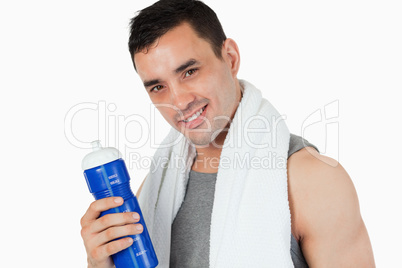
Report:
169,83,195,112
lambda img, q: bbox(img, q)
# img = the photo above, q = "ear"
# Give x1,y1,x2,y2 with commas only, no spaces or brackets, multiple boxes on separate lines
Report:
222,38,241,77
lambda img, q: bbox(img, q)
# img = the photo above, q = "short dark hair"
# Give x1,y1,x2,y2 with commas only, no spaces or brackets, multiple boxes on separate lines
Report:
128,0,227,69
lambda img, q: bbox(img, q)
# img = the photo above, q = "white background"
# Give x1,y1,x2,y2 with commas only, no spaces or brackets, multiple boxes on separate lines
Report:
0,0,401,266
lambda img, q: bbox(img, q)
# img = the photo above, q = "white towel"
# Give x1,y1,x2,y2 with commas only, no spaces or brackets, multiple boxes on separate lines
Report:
138,80,294,267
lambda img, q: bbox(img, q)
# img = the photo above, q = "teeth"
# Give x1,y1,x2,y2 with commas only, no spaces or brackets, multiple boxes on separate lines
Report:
183,106,205,123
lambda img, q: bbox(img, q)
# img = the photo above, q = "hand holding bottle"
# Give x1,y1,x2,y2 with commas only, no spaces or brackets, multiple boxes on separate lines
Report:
80,197,144,268
81,141,158,268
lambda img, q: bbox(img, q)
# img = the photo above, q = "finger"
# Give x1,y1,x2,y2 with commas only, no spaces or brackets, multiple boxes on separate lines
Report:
89,236,134,262
96,224,143,247
81,197,123,227
90,212,141,234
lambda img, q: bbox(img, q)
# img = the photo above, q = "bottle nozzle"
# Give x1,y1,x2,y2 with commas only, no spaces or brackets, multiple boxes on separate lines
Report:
91,140,102,151
82,140,122,170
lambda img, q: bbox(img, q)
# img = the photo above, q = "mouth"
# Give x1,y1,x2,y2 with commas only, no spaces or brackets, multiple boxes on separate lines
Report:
179,104,208,129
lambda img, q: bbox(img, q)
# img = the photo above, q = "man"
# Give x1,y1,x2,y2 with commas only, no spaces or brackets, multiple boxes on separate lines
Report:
80,0,375,267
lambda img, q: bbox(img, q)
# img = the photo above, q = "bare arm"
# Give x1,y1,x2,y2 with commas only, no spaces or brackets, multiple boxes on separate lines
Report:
136,176,146,197
288,148,375,267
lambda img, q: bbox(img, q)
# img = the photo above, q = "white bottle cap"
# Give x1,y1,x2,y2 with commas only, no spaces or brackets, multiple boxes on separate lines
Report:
81,140,122,170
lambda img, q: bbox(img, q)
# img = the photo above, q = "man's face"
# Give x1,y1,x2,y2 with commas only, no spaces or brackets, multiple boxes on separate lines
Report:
134,23,241,147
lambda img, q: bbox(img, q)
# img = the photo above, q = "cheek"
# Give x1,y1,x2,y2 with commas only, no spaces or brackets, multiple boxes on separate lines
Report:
157,107,177,124
211,80,235,109
208,67,235,101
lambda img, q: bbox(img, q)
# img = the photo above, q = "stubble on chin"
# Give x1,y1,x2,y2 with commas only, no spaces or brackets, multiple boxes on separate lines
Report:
186,123,229,149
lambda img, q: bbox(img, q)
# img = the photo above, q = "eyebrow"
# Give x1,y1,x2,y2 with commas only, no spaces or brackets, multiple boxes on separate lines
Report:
174,59,198,74
143,79,160,88
143,59,199,88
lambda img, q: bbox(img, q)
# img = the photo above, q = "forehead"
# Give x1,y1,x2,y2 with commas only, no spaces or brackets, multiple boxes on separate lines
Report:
134,23,215,79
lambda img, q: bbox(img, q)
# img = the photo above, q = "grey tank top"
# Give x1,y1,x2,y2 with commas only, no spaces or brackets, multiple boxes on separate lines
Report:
170,134,319,267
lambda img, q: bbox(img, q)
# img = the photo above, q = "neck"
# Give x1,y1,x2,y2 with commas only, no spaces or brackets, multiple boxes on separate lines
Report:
191,80,243,173
191,130,227,173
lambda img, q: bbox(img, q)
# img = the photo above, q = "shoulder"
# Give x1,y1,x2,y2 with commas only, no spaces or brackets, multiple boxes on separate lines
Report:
288,147,357,239
287,148,375,266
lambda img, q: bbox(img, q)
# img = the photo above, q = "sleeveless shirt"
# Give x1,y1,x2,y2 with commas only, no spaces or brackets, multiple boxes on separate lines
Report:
170,134,319,267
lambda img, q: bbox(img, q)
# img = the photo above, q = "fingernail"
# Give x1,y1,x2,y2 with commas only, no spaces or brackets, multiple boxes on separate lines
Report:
133,213,140,220
114,197,122,203
127,237,133,244
136,224,143,231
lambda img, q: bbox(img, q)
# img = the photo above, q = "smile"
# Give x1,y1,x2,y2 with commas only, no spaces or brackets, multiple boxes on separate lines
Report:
183,105,206,123
179,104,208,130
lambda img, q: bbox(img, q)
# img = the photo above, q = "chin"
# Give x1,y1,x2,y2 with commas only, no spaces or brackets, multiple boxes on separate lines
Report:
186,133,214,147
188,127,227,148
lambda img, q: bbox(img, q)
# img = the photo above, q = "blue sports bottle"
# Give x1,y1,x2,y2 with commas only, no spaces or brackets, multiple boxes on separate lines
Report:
82,141,158,268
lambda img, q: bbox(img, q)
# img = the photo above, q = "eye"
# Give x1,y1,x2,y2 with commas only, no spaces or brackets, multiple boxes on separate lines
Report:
150,85,164,93
184,68,198,78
